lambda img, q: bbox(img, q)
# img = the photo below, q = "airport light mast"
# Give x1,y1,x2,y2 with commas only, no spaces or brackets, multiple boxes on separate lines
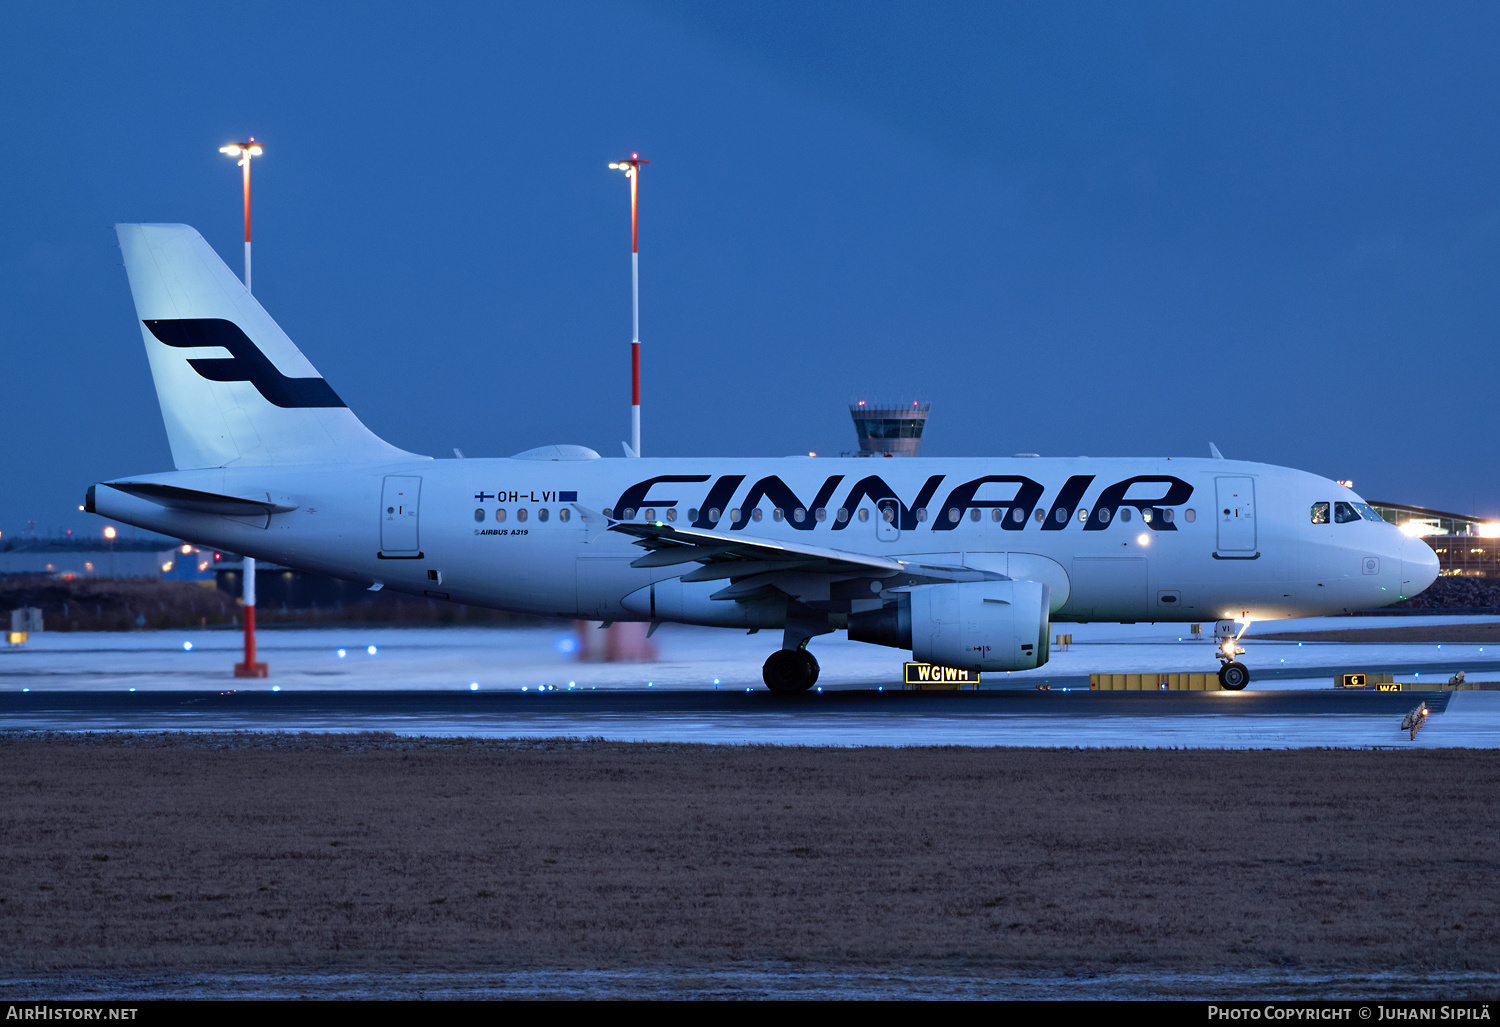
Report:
220,137,268,679
608,154,649,458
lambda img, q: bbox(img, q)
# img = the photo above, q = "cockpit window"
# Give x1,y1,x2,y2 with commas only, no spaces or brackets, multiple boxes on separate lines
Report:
1352,502,1384,523
1311,502,1330,524
1334,501,1361,523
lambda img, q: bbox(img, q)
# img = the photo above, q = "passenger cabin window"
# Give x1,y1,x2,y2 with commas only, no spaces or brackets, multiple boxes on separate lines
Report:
495,508,507,523
474,508,485,522
1311,502,1330,524
559,508,571,522
664,508,675,522
858,508,870,522
687,508,697,521
1119,507,1132,522
538,508,550,522
1184,508,1195,523
969,508,980,522
517,508,528,522
752,508,763,521
1334,501,1361,523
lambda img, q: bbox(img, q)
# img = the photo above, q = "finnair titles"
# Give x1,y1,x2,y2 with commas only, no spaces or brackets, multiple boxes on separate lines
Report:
88,225,1440,692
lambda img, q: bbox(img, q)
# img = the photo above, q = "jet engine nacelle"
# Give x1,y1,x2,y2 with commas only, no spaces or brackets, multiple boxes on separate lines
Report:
849,580,1051,672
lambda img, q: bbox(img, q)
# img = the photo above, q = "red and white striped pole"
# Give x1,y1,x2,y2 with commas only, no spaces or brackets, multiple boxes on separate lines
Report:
221,138,268,678
610,154,649,458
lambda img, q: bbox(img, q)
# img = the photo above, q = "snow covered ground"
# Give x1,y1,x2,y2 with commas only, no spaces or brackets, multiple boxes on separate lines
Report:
2,618,1499,747
4,617,1498,693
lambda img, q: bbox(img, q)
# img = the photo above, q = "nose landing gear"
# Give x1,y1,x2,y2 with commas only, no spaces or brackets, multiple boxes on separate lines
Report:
1214,618,1251,690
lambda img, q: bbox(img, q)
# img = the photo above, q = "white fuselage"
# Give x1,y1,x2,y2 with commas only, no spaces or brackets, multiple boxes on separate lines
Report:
91,454,1438,627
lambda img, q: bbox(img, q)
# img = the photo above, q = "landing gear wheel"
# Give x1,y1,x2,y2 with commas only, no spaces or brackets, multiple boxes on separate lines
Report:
764,649,819,693
1218,661,1250,691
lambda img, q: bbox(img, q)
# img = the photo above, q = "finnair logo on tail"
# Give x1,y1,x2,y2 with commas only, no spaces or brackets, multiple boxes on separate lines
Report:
143,319,346,409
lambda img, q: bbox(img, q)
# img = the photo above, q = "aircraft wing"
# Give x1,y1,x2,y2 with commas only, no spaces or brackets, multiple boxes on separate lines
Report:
606,518,1000,603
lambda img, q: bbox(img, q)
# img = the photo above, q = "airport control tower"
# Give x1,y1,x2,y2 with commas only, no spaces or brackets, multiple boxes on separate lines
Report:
849,401,930,457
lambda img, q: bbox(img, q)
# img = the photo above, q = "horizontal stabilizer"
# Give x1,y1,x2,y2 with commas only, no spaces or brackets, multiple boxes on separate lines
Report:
94,481,298,516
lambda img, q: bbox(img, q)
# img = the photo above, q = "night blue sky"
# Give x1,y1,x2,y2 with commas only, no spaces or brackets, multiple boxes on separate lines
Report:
4,1,1500,538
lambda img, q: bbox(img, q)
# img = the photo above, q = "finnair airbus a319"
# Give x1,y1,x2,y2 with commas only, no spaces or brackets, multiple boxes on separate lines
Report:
87,225,1439,691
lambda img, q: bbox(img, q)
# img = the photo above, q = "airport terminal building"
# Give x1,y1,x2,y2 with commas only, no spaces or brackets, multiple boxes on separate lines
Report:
1370,502,1499,578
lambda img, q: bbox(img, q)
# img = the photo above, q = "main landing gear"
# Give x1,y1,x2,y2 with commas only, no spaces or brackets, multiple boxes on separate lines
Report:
1214,618,1251,691
763,649,820,693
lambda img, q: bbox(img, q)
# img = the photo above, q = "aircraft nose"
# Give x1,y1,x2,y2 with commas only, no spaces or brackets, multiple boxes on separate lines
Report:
1400,534,1440,599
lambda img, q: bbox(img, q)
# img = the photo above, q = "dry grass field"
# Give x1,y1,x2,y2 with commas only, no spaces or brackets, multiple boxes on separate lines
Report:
1,732,1497,976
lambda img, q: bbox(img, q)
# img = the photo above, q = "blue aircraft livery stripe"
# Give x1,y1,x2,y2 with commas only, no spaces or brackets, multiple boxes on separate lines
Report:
143,318,347,409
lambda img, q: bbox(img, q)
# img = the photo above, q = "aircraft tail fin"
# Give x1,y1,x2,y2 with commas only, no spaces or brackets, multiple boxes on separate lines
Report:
114,223,420,469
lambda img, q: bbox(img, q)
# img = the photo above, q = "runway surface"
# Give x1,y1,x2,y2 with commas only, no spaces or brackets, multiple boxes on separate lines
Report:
3,619,1498,746
1,686,1489,748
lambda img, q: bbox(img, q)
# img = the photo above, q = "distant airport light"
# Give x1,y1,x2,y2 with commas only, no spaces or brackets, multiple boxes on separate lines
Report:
366,645,378,655
1336,479,1354,488
1478,523,1500,538
182,641,193,652
181,544,192,554
103,526,116,540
